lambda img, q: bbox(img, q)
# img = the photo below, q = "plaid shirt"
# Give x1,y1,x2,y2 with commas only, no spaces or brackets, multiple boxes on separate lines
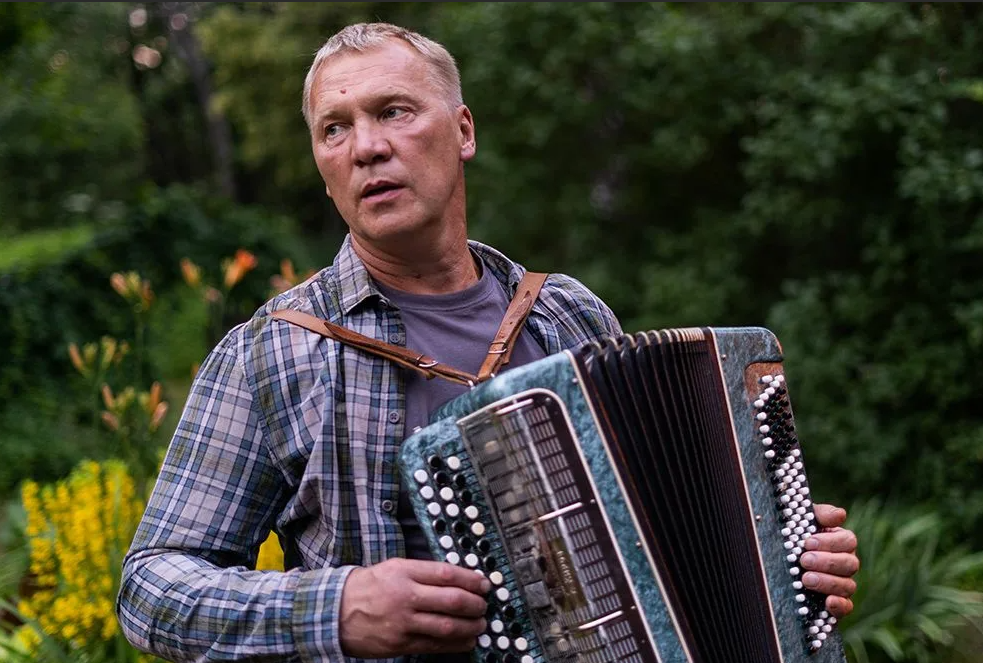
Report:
117,234,622,663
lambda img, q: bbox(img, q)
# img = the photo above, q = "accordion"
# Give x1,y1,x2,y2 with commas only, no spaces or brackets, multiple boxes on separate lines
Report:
398,327,847,663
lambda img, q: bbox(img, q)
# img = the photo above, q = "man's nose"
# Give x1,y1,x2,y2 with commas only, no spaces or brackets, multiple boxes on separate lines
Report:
352,121,392,166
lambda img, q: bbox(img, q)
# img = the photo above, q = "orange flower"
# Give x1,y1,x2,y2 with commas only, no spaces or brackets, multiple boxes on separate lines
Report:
180,258,201,288
68,343,87,376
223,249,258,290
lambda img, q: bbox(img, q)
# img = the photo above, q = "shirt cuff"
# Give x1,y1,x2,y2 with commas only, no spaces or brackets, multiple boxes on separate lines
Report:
291,564,359,662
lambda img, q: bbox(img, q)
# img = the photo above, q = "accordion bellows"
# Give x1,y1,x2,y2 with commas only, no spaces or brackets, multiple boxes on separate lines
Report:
399,327,848,663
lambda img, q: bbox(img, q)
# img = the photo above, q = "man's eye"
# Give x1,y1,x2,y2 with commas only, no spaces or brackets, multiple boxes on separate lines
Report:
324,124,343,139
382,107,405,120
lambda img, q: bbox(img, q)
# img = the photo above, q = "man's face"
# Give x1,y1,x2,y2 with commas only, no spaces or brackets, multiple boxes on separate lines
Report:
308,40,475,247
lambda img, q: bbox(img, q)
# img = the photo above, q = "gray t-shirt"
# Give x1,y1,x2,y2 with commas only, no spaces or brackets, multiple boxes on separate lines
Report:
375,261,548,560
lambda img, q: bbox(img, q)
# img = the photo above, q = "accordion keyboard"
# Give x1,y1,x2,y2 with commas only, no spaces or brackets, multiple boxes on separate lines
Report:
411,450,538,663
410,391,658,663
752,371,838,652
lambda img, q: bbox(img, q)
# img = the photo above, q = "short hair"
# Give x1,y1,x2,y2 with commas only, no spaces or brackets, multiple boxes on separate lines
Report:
301,22,463,131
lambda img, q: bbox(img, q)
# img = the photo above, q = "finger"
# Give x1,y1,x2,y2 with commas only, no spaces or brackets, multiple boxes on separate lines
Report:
407,611,487,641
404,559,492,594
800,551,860,577
801,571,857,599
803,528,857,553
825,595,854,618
408,583,488,619
813,504,847,529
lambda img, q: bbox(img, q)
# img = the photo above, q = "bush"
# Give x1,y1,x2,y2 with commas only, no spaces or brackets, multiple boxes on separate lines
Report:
0,183,313,498
838,498,983,663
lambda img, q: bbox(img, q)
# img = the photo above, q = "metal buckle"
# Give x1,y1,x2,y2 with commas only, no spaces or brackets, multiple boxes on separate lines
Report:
487,341,509,355
415,355,439,369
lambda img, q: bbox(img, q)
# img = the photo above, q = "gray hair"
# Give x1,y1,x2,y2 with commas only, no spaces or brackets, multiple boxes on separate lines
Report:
301,22,463,131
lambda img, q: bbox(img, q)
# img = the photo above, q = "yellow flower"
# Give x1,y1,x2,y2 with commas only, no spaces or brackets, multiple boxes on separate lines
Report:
18,460,147,651
256,530,284,571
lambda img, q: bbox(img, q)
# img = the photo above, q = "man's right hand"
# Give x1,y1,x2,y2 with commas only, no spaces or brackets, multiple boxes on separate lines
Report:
339,557,491,657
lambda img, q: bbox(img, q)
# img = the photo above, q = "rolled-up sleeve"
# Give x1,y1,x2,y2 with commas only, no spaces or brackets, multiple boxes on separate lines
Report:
116,325,356,661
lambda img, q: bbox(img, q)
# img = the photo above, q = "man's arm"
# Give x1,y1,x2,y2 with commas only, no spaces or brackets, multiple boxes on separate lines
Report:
116,326,357,662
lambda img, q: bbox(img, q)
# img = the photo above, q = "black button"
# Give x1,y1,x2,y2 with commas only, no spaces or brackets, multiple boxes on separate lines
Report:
427,455,444,470
476,538,491,554
486,602,498,619
434,471,451,486
459,489,473,504
502,605,516,620
453,473,468,488
432,519,447,534
458,536,473,550
509,621,523,636
452,520,467,535
504,654,519,663
483,555,497,571
484,653,499,663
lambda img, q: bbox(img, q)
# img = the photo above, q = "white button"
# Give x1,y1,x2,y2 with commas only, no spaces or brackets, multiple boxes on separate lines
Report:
522,656,534,663
478,634,491,648
471,522,486,536
495,587,509,601
446,551,460,565
465,554,479,567
426,503,441,516
439,487,454,501
465,505,480,520
491,619,504,633
413,469,429,484
439,535,453,549
489,571,504,585
445,504,460,518
497,636,510,650
514,637,528,652
419,486,434,500
447,456,462,471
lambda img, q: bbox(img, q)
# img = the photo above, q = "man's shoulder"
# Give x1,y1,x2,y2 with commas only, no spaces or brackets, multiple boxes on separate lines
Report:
468,238,622,339
219,264,342,368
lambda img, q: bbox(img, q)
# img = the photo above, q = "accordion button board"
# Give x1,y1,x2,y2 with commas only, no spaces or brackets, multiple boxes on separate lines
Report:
399,326,849,663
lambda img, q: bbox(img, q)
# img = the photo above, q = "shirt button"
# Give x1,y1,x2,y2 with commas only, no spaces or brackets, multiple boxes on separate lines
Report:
381,499,395,513
388,332,402,344
388,411,401,424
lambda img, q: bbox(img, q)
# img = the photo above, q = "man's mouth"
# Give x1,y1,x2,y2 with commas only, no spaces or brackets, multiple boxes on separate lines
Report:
362,183,403,200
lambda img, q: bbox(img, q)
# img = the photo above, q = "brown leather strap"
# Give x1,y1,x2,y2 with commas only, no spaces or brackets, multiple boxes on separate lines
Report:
270,309,479,386
269,270,548,387
476,271,548,382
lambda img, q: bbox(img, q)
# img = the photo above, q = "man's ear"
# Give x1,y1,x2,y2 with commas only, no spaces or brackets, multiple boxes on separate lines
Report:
459,105,476,162
325,184,332,199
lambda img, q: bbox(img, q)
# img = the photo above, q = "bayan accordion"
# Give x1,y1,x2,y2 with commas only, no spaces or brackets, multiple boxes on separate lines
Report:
398,327,847,663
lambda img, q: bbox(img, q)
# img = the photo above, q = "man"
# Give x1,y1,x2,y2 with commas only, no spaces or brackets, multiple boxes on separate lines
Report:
117,22,859,662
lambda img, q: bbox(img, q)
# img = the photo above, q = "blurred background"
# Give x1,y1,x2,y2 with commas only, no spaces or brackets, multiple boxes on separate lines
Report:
0,2,982,661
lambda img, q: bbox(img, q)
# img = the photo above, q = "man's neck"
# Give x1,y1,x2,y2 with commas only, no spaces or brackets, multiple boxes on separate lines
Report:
350,229,480,296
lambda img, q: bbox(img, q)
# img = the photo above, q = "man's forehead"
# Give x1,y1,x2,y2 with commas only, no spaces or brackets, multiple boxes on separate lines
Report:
317,41,428,90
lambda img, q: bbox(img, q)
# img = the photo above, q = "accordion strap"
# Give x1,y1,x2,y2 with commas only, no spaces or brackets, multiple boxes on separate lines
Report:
270,270,548,387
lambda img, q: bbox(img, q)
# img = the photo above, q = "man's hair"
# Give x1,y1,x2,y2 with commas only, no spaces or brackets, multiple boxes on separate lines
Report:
301,22,463,131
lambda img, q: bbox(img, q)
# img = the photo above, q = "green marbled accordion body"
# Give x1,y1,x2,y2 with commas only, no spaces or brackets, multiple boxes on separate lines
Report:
398,327,848,663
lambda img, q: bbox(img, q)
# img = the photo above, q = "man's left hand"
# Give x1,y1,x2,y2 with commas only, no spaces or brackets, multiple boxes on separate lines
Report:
799,503,859,618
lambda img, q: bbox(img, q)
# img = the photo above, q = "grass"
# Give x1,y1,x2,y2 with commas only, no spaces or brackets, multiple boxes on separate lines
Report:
0,224,95,273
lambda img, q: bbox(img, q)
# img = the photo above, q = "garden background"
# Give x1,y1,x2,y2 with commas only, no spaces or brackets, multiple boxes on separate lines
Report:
1,3,982,662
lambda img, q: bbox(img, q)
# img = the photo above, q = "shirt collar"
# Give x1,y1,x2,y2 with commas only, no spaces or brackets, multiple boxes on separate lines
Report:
330,233,527,316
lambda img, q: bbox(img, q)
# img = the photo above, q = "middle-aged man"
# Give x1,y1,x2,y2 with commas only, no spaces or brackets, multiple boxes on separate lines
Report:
117,21,860,662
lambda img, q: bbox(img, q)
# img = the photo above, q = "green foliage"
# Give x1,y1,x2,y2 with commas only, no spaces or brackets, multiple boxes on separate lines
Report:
0,225,95,273
0,3,144,233
838,499,983,663
0,184,312,500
